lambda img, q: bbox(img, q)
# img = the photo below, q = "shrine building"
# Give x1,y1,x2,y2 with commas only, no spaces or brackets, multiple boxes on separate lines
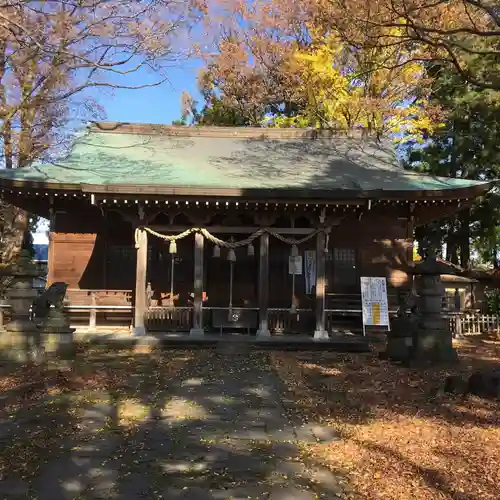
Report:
0,123,493,337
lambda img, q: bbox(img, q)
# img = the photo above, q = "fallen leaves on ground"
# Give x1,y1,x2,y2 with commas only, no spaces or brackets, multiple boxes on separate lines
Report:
270,339,500,500
0,347,194,480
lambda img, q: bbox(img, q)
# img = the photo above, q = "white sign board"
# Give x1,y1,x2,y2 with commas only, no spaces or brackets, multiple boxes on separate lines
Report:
288,255,303,275
360,277,390,331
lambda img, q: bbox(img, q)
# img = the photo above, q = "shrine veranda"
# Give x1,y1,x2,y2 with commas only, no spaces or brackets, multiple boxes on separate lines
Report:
0,123,492,336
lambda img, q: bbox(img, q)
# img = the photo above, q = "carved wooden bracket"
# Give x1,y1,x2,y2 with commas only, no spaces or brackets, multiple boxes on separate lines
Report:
254,213,278,226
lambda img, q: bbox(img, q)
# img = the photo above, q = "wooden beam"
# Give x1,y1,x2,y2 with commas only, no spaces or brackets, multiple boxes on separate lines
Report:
314,231,328,339
80,182,493,201
257,232,270,337
148,226,323,235
133,228,148,335
190,232,204,336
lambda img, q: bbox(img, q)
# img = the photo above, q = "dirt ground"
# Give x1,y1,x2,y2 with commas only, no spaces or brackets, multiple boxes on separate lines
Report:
0,346,194,485
270,339,500,500
2,340,499,499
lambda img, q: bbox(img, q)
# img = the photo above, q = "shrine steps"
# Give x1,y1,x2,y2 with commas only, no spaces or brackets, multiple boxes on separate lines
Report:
82,332,371,353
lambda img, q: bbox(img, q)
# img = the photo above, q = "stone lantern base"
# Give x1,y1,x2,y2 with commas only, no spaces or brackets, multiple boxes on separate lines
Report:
383,321,458,365
411,329,458,364
4,308,76,362
37,307,76,360
3,322,42,363
382,311,458,365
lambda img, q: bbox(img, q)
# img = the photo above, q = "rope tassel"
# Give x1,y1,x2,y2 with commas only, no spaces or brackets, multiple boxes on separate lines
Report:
213,245,221,258
169,240,177,254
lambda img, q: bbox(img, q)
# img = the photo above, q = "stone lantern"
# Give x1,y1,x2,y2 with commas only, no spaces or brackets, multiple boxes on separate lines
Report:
383,250,458,364
3,250,41,362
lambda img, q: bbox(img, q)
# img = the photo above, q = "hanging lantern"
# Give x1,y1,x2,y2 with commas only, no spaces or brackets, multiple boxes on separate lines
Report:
169,240,177,254
227,247,236,262
247,243,255,257
213,245,221,258
291,244,299,257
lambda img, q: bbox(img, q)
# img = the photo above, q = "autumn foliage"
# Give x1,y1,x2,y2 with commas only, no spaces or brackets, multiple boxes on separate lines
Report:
191,1,440,136
0,0,204,261
186,0,500,133
270,339,500,500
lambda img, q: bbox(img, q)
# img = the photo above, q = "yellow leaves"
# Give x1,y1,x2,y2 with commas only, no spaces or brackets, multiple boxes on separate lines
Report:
279,31,438,138
276,40,353,129
272,115,313,129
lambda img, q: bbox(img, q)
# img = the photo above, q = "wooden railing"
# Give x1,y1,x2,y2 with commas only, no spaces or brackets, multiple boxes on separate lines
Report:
65,289,133,306
64,289,133,329
326,293,362,314
326,292,399,315
144,307,192,332
268,308,314,334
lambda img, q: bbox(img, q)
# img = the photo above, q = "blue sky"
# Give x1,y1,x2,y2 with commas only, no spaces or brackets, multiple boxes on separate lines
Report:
94,62,203,126
34,62,203,244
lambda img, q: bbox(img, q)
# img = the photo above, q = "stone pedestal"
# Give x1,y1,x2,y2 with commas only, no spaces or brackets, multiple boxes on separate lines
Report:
313,329,329,340
256,327,271,338
189,327,205,337
383,315,417,362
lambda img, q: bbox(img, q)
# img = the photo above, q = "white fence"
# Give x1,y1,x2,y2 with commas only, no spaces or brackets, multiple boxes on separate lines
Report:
448,312,500,337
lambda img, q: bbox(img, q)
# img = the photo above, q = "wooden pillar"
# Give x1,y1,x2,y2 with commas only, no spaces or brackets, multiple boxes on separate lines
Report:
133,228,148,336
190,231,204,336
257,232,270,336
407,212,415,292
314,230,329,339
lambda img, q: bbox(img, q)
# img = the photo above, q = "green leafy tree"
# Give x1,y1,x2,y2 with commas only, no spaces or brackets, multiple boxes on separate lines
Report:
175,87,252,127
408,63,500,268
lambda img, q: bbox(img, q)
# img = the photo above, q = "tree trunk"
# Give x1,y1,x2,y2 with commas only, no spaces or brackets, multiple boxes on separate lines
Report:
459,209,471,269
448,247,459,265
1,205,29,264
446,234,459,264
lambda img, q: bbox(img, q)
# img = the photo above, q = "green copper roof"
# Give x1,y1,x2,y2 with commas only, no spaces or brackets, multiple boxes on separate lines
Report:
0,123,492,194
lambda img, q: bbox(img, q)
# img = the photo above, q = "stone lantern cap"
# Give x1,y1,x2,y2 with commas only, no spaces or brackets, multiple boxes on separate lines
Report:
407,250,458,276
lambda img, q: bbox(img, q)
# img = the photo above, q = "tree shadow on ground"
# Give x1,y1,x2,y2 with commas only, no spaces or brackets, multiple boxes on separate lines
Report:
270,339,500,500
1,346,355,499
284,339,500,427
353,438,483,500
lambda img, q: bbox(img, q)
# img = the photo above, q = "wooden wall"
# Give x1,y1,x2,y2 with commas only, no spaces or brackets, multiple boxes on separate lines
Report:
49,209,105,289
47,209,413,305
48,232,102,288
